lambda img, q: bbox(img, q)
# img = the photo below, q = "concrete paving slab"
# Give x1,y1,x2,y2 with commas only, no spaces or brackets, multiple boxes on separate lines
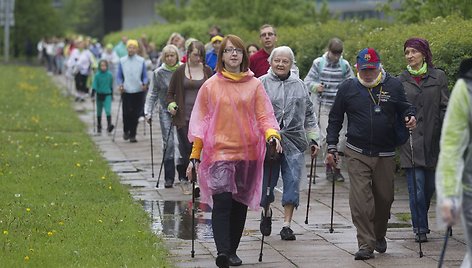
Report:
52,74,468,267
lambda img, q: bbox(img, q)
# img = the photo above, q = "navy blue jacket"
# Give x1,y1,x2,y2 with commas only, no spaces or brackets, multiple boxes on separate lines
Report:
327,73,415,157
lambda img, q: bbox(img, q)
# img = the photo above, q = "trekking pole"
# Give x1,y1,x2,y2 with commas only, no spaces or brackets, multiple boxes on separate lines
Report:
313,92,322,185
329,161,336,233
438,226,452,268
259,139,276,262
191,160,197,258
305,146,317,224
112,95,122,142
92,96,96,133
409,129,424,258
156,120,174,188
149,118,155,181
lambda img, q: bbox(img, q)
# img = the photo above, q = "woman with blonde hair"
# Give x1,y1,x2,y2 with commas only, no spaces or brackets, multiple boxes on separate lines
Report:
145,44,181,188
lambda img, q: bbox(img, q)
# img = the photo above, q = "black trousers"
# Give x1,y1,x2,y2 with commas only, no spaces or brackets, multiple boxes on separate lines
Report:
176,123,192,179
74,73,88,94
122,91,145,138
212,192,248,255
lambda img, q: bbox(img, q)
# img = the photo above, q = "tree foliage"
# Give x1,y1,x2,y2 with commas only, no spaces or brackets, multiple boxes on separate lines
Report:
11,0,63,56
382,0,472,23
156,0,330,29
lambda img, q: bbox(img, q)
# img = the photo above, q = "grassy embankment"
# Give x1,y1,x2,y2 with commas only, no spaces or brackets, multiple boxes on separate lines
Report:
0,65,171,267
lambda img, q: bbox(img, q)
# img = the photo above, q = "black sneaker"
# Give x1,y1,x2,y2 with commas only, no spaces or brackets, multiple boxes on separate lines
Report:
228,253,242,266
97,127,102,134
354,249,374,260
129,137,137,143
260,208,272,236
107,124,114,133
123,132,130,140
216,253,229,268
415,233,428,243
375,237,387,253
280,226,296,240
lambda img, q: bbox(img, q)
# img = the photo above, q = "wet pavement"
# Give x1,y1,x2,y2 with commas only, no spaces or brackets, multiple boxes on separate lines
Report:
53,74,467,267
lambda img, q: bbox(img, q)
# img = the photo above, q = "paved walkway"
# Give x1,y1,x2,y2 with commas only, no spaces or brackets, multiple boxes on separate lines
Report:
53,75,467,267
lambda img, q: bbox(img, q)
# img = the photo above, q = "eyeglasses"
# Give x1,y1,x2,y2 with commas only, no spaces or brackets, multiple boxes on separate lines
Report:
223,48,244,54
260,32,275,38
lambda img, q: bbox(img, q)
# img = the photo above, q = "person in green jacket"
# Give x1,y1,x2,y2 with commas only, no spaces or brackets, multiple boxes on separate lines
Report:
92,60,114,134
436,57,472,267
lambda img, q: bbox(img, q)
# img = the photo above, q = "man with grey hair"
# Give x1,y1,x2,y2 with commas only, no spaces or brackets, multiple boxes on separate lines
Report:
259,46,320,241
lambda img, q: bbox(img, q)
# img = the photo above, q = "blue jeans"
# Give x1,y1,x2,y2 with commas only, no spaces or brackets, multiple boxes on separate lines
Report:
158,108,175,182
260,151,304,208
405,168,436,234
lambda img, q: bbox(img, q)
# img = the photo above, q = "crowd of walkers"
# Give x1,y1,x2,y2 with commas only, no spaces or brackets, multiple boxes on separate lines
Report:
38,23,472,267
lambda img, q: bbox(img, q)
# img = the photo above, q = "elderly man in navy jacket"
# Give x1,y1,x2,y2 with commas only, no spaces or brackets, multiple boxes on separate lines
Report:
326,48,416,260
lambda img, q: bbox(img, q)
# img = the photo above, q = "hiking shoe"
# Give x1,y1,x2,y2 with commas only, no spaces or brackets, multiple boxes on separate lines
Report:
228,253,242,266
326,172,334,182
334,170,345,182
415,233,428,243
123,132,130,140
260,208,272,236
280,226,296,240
375,237,387,253
164,181,173,188
97,127,102,134
354,249,374,260
107,124,114,133
216,253,229,268
129,137,137,143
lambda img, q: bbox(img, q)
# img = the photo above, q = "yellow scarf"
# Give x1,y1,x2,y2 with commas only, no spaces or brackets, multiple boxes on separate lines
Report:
221,68,247,81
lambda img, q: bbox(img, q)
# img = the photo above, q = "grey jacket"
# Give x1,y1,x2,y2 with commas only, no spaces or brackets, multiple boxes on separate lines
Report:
260,69,320,154
398,67,449,168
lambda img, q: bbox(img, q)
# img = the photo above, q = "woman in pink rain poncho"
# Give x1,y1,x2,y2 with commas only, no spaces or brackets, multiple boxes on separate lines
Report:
186,34,281,267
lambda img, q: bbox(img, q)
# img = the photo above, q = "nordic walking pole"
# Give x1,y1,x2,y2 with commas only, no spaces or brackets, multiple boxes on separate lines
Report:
112,95,122,142
259,139,276,262
191,160,197,258
313,92,322,185
149,118,155,181
409,129,424,257
329,161,336,233
438,226,452,268
305,146,317,224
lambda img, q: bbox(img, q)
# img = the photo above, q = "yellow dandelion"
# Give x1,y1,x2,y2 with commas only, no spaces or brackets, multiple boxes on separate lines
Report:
29,248,34,252
24,256,30,261
3,230,8,235
26,208,31,212
70,174,74,177
59,221,64,225
47,231,53,237
101,176,106,180
98,219,103,223
76,163,81,167
108,186,112,190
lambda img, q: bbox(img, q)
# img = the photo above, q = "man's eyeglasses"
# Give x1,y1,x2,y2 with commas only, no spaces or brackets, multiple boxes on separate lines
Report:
223,48,244,54
260,32,275,38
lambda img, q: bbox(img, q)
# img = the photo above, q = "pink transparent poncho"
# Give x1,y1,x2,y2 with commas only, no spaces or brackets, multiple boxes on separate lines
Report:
188,72,279,210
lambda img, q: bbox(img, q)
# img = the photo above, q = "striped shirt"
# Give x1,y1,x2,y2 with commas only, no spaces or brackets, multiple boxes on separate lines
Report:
304,52,353,106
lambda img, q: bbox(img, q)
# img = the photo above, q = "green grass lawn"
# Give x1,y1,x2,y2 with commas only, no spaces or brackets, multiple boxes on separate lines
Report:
0,65,171,267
